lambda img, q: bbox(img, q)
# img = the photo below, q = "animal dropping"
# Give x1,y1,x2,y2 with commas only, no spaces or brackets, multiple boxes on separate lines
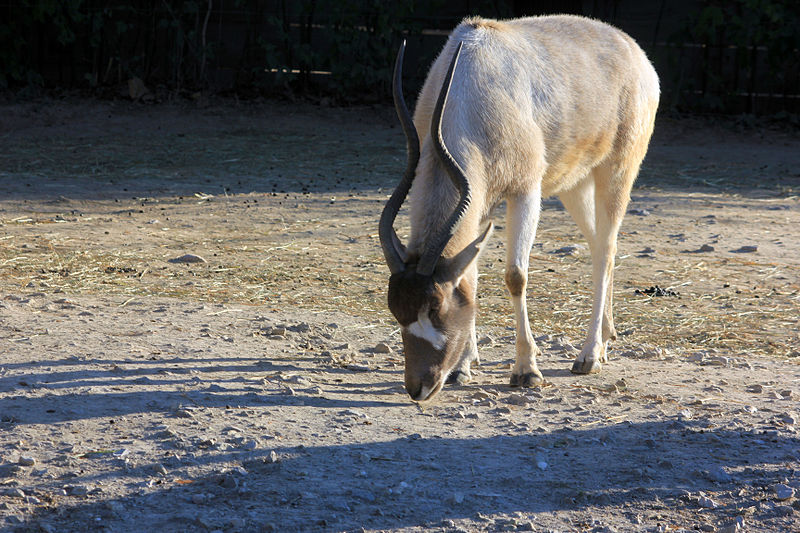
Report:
380,15,659,401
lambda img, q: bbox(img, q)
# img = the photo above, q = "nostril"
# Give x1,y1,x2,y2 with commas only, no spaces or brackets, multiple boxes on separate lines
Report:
408,384,435,402
406,383,422,400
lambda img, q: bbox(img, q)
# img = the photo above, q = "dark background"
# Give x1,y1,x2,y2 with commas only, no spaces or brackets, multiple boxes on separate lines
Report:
1,0,799,115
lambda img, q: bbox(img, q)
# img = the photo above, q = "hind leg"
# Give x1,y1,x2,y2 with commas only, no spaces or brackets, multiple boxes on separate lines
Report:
559,165,630,374
559,177,617,351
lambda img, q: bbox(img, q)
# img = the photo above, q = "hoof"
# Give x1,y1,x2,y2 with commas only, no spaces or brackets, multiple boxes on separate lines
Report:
447,370,471,385
571,358,602,374
509,370,543,387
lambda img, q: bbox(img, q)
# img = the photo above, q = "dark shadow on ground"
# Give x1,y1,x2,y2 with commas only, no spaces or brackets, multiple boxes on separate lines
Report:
12,419,799,532
0,355,407,425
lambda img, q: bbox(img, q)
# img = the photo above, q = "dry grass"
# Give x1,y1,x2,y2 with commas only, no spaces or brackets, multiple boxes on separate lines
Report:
1,101,798,361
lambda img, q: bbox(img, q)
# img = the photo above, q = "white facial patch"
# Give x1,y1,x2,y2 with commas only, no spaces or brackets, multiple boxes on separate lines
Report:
406,309,446,350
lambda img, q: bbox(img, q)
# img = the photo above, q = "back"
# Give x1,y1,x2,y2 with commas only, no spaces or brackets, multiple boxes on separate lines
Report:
411,15,659,203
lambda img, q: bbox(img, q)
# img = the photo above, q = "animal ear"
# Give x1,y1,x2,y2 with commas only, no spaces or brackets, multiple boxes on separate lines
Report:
436,222,493,283
390,228,409,266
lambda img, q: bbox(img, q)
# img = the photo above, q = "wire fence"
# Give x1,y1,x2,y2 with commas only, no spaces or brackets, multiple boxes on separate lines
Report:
1,0,798,115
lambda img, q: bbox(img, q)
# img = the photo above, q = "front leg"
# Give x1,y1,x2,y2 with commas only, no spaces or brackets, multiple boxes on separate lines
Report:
447,317,479,385
506,193,544,387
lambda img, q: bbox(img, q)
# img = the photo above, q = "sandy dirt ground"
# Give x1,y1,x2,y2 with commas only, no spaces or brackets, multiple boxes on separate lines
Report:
0,99,799,533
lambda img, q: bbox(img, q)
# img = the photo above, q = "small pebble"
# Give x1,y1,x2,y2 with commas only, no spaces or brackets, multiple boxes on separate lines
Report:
374,342,392,354
289,322,310,333
774,484,796,501
18,456,36,466
4,488,25,498
746,384,763,393
264,326,286,337
506,393,535,406
777,412,797,425
698,495,717,508
552,244,583,255
64,485,89,497
776,505,794,516
721,516,745,533
698,243,715,252
628,208,650,216
731,245,758,253
477,335,494,346
707,356,730,367
0,464,23,477
168,254,207,264
706,465,732,482
218,474,237,489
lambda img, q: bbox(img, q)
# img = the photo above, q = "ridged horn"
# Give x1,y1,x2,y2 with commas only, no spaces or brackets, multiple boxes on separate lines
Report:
417,41,471,277
379,40,420,275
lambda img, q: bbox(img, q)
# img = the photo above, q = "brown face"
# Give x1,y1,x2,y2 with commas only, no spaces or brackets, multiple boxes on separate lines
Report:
388,269,476,401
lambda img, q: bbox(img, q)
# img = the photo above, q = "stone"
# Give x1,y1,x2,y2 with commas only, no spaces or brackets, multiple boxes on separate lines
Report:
64,485,89,497
0,464,22,478
477,335,494,346
706,465,732,482
552,244,584,256
263,326,286,337
18,456,36,466
774,484,795,501
698,496,717,508
289,322,310,333
168,254,207,264
707,356,730,367
374,342,392,354
506,393,535,406
4,488,25,498
731,245,758,253
775,505,794,516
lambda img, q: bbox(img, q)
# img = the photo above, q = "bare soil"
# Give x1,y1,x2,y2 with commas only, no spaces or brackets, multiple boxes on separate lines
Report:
0,99,799,533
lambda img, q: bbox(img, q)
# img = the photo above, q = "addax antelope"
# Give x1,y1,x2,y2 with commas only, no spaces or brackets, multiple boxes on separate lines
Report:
379,15,659,401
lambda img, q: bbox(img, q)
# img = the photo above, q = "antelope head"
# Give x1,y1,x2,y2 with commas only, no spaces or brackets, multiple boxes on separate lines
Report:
379,42,492,402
